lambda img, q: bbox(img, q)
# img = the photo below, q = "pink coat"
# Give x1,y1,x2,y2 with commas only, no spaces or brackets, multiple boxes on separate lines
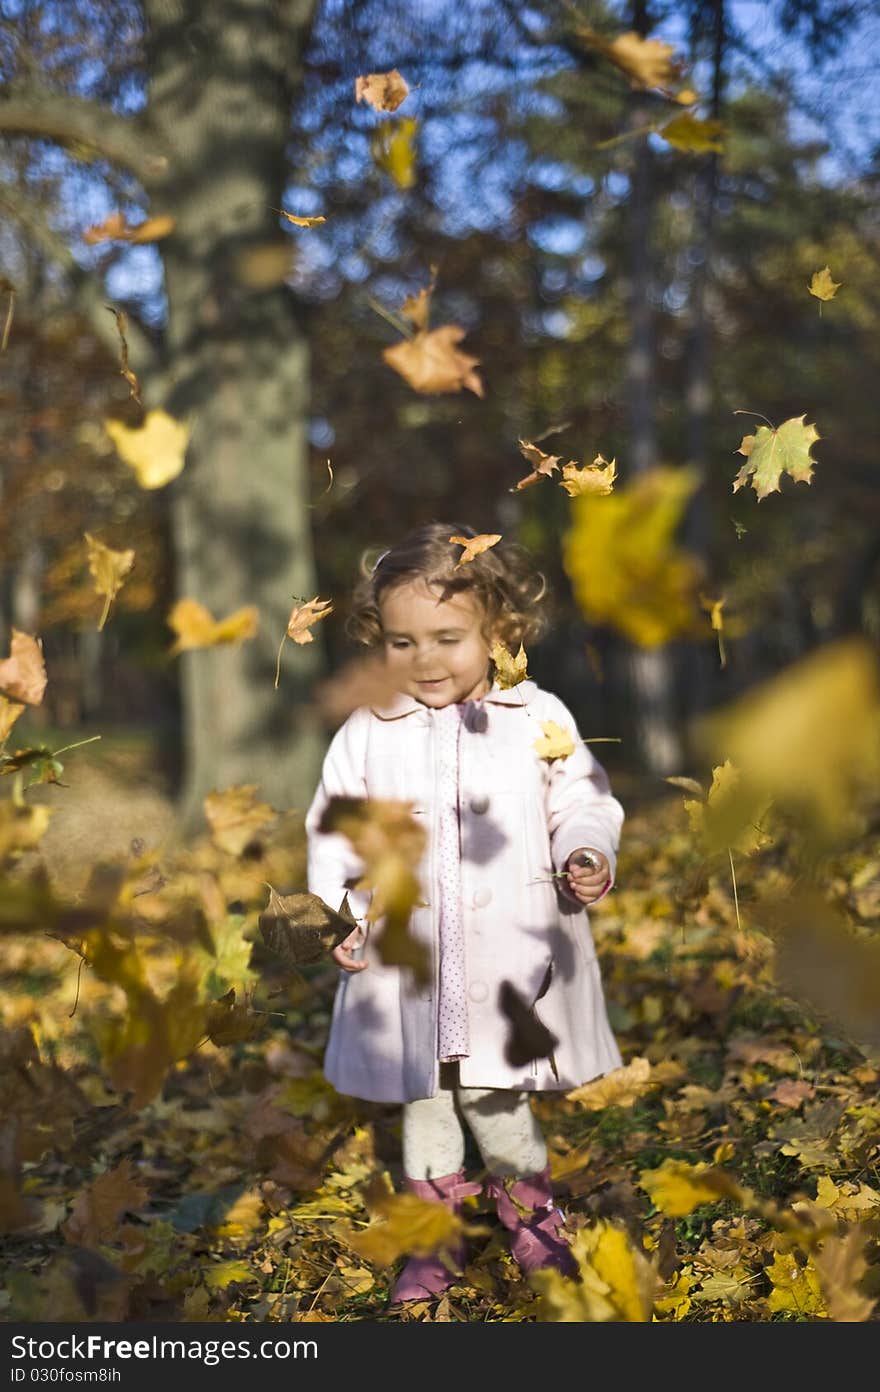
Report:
305,679,624,1103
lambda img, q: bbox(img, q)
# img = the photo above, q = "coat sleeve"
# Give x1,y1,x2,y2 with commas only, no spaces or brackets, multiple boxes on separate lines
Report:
541,693,624,904
304,708,370,918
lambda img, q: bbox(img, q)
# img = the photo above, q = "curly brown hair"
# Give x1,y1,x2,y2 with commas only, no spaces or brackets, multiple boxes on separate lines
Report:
345,522,549,651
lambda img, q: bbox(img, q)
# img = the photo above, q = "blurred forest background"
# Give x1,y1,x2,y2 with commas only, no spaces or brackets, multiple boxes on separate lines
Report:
2,0,880,1326
2,0,878,822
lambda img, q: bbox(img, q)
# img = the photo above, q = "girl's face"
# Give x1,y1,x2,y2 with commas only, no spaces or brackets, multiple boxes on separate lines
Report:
379,579,495,707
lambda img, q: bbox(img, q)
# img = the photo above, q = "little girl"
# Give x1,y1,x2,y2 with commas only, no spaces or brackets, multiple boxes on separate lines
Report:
305,521,624,1302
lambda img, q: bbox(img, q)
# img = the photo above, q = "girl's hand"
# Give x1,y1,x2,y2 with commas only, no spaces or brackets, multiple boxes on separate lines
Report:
332,926,368,973
565,849,611,905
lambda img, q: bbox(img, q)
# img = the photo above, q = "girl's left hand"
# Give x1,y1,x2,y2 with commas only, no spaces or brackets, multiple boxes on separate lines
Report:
565,849,611,905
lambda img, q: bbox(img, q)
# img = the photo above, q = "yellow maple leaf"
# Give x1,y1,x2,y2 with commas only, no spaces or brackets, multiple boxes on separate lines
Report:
355,69,410,113
490,639,529,689
577,25,684,92
84,532,135,631
639,1159,743,1216
338,1191,465,1268
660,114,724,153
203,1259,257,1290
167,598,259,655
562,466,703,647
105,409,191,488
765,1251,826,1317
559,454,617,497
567,1056,653,1110
694,636,880,840
808,266,841,301
680,759,772,857
0,800,51,860
203,784,276,857
533,720,576,761
383,323,484,397
532,1220,657,1321
0,694,25,741
0,629,47,706
371,116,418,189
448,533,501,566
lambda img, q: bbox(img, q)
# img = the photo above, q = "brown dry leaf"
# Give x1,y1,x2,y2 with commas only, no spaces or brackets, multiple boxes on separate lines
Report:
559,454,617,498
401,280,435,331
383,325,484,397
814,1229,876,1322
511,439,562,491
567,1057,653,1110
104,304,141,403
355,69,410,113
62,1159,149,1250
319,796,429,983
768,1079,815,1108
258,885,357,966
0,694,25,741
313,654,403,724
204,784,277,857
0,629,47,705
448,533,501,567
167,598,259,655
489,640,529,690
83,211,175,245
286,596,333,644
84,533,135,632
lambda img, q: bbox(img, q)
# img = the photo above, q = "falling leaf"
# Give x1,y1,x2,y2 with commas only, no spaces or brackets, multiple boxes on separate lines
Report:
814,1230,875,1322
0,800,52,859
339,1190,465,1268
401,281,434,331
105,409,191,489
0,695,25,741
532,1220,657,1322
567,1057,653,1111
448,533,501,566
559,454,617,498
83,212,175,245
660,114,724,153
319,796,429,982
808,266,841,302
355,70,410,113
563,466,703,647
732,414,820,500
203,784,277,857
0,629,47,706
383,324,484,397
678,760,772,858
533,720,576,761
84,533,135,631
259,886,357,966
61,1160,148,1250
700,593,727,669
285,596,333,644
695,637,880,841
167,598,259,655
313,654,403,724
204,989,262,1046
276,209,326,228
577,25,684,92
489,640,529,689
1,275,15,352
371,116,418,189
639,1159,744,1216
511,439,561,492
104,305,141,404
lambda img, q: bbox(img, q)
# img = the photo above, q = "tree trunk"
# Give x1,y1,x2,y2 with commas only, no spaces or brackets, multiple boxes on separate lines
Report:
623,0,682,776
143,0,323,829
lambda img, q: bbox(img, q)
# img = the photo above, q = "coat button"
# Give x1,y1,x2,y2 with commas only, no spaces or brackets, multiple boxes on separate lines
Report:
472,887,492,908
468,981,489,1003
469,794,490,815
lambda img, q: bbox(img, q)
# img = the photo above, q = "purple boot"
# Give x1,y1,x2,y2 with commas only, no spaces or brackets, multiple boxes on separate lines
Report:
486,1166,577,1277
390,1169,482,1303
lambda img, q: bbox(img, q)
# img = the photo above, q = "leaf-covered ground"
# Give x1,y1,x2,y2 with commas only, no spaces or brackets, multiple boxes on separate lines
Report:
2,739,879,1323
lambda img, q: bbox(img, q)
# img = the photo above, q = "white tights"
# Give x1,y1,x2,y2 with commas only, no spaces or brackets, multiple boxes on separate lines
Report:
402,1063,548,1180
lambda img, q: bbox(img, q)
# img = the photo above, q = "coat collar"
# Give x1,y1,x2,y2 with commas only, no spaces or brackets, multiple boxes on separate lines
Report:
370,679,537,720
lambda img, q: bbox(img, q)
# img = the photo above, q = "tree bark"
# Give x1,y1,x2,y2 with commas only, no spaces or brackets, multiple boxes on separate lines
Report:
142,0,324,828
623,0,682,776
